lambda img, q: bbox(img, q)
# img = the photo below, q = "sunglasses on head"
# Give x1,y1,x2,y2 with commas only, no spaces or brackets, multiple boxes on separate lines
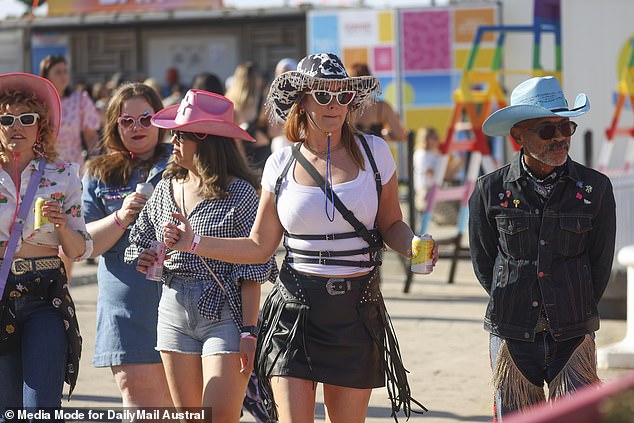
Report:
117,113,154,130
0,113,40,127
170,130,207,142
521,121,578,140
306,90,356,106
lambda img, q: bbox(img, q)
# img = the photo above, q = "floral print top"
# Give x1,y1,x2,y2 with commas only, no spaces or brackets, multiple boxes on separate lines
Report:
57,90,100,166
0,157,93,259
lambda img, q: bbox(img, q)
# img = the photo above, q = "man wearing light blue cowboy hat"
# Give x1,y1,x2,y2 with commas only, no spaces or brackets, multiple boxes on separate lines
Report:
468,76,616,420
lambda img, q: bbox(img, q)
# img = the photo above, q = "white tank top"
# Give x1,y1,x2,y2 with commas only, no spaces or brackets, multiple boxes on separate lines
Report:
260,134,396,276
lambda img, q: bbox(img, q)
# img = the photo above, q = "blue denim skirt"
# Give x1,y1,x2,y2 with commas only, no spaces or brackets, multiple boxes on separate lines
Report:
93,256,163,367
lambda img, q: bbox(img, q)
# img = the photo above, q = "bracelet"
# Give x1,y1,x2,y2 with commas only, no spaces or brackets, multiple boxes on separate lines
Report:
240,332,257,340
190,233,201,253
113,211,128,230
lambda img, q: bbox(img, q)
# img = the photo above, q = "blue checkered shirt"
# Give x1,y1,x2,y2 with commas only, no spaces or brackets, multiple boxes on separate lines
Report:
124,176,278,330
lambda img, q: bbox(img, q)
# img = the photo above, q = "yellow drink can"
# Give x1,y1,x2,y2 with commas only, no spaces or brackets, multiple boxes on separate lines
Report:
34,196,54,233
411,234,434,274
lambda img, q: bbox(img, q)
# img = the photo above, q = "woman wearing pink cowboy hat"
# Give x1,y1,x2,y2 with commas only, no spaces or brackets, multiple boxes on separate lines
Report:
124,89,277,421
0,73,92,411
162,53,438,423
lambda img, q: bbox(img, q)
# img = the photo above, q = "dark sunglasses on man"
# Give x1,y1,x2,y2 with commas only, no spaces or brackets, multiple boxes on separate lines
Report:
517,120,578,140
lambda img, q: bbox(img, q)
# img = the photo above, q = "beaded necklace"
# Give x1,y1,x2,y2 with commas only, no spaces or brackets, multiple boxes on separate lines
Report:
302,140,344,157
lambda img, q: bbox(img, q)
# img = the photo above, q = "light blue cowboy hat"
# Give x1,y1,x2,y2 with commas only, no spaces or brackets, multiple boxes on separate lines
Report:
482,76,590,137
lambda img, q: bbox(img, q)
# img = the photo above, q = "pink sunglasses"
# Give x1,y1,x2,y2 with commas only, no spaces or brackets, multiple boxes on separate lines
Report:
118,113,154,130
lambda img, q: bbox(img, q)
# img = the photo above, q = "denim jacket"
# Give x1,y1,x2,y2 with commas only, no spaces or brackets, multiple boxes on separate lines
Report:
81,144,172,257
468,151,616,342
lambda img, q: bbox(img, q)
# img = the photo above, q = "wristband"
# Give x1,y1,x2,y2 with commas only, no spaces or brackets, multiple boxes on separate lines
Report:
113,211,128,230
241,325,258,337
240,332,257,339
190,233,201,253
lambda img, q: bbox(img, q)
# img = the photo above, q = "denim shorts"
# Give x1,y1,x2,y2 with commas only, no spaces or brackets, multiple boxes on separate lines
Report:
156,275,240,356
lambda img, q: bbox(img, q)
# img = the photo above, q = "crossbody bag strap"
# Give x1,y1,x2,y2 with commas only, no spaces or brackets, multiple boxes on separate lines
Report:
0,158,47,298
356,134,382,230
356,134,382,198
290,144,380,247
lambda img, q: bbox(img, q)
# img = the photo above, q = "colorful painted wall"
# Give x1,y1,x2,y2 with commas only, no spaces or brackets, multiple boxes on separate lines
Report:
308,6,498,137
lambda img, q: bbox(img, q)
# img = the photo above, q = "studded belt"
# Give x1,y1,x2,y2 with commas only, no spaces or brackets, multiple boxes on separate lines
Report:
0,256,62,275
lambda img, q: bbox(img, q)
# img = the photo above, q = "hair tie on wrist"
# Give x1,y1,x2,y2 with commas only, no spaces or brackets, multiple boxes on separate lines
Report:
113,211,127,230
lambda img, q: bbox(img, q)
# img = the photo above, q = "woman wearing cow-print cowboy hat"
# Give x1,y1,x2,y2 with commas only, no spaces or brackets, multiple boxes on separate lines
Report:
163,52,438,422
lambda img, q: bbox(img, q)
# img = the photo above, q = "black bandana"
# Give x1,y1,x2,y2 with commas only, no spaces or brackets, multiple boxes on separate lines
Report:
521,154,565,201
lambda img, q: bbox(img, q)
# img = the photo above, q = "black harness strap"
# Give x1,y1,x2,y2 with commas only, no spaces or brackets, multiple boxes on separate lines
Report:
274,152,296,207
290,140,380,246
283,230,369,241
286,245,383,257
358,134,383,202
274,135,384,267
286,256,382,268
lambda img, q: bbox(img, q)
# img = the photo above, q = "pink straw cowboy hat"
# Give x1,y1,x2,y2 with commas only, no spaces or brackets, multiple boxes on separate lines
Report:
151,89,255,142
483,76,590,137
0,72,62,137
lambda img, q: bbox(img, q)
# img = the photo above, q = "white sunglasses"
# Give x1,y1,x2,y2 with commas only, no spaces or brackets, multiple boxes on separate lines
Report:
306,90,356,106
0,113,40,127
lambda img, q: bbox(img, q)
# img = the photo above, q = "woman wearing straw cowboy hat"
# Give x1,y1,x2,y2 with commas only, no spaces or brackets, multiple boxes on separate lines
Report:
468,76,616,420
162,53,437,422
124,89,277,421
0,73,92,411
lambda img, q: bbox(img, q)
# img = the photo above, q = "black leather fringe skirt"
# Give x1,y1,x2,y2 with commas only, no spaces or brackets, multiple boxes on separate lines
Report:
255,262,426,422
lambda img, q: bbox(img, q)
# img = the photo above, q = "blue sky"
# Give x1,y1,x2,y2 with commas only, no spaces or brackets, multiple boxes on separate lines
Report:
1,0,447,20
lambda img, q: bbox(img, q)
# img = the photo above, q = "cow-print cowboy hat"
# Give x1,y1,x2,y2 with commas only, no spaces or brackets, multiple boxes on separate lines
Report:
265,53,381,121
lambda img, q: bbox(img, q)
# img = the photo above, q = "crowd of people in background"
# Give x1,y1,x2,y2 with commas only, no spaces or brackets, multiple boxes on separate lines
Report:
66,58,417,178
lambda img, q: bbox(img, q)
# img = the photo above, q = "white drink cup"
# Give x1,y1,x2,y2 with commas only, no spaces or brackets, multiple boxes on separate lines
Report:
136,183,154,198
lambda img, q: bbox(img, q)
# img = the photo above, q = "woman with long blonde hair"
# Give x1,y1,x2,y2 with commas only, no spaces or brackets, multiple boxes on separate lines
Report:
225,62,270,171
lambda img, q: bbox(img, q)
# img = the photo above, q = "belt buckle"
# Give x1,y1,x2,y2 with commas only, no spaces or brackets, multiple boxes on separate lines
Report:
325,278,349,296
10,258,29,275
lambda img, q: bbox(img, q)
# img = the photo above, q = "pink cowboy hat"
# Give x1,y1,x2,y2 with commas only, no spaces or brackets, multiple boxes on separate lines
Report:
0,72,62,137
151,89,255,142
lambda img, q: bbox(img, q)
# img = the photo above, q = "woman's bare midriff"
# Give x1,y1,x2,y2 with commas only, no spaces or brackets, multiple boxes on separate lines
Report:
1,243,60,259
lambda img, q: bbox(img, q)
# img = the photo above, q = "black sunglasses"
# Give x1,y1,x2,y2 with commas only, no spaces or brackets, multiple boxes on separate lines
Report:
521,121,578,140
0,113,39,127
170,130,207,142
